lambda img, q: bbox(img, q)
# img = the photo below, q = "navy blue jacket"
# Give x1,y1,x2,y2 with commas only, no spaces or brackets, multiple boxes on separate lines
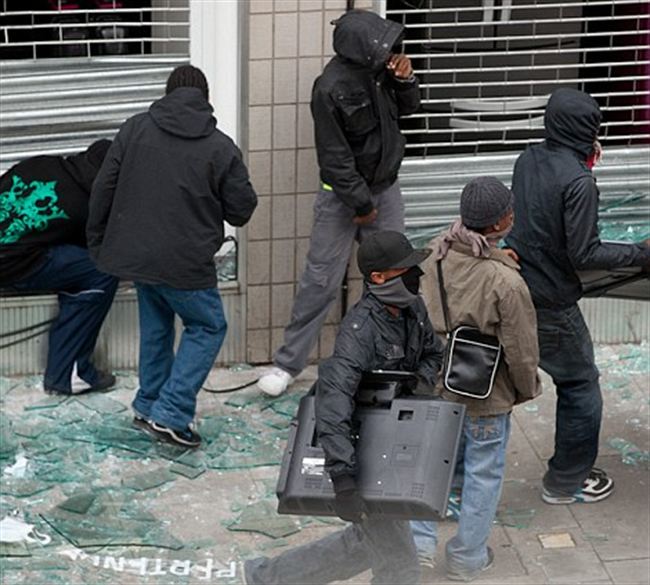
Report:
507,88,648,308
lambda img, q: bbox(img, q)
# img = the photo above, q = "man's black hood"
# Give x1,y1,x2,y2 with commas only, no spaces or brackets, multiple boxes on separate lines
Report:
332,10,405,72
63,139,111,193
544,88,602,158
149,87,216,139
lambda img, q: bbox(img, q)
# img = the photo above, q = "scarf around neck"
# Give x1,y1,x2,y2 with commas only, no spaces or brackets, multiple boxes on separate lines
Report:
433,219,492,260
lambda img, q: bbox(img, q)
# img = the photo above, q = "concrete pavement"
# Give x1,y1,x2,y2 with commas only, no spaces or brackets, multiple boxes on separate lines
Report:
0,342,648,585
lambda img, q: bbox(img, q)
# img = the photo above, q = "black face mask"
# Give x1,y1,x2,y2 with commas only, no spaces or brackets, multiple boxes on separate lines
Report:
397,266,423,295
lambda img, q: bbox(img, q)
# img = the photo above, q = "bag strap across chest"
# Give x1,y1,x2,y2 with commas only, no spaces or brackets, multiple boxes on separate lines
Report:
436,259,452,333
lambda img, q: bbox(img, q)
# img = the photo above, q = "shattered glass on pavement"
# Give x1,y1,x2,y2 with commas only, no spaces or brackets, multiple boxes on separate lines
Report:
2,336,648,583
226,500,302,539
0,368,315,584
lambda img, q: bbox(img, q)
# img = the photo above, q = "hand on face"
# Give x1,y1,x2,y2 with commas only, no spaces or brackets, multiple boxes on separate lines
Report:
386,54,413,79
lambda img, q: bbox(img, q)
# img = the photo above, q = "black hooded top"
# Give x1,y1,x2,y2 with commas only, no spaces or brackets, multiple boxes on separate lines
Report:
87,87,258,289
0,140,111,285
311,10,420,216
507,88,648,307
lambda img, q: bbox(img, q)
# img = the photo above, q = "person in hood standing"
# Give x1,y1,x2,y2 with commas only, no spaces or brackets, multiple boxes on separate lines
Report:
506,88,650,504
0,140,118,396
245,230,444,585
87,65,258,448
257,9,420,397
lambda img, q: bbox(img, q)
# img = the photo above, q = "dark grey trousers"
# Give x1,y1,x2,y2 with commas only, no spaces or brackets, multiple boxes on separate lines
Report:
245,517,420,585
273,182,405,376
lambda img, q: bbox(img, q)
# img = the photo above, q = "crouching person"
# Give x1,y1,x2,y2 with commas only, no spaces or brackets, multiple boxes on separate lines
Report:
412,177,542,581
0,140,118,395
245,231,444,585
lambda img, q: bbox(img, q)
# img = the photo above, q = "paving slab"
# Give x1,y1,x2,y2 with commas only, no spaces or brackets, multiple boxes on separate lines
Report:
570,457,650,562
505,413,547,481
538,548,613,583
498,478,579,532
604,558,650,585
511,374,557,462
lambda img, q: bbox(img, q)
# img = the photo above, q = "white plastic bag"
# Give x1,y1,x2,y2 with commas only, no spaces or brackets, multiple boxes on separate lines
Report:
0,516,51,545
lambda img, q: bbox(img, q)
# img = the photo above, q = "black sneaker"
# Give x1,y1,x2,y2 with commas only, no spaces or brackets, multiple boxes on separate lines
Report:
90,372,116,392
44,386,72,397
147,420,202,448
44,372,116,396
446,546,494,582
542,468,614,505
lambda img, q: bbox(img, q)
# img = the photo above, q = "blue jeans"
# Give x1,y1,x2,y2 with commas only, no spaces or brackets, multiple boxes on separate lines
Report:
12,245,118,392
536,303,601,495
132,283,227,431
245,517,419,585
412,413,511,573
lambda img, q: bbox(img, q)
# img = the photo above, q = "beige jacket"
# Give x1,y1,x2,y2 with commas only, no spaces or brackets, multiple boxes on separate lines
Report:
420,240,542,416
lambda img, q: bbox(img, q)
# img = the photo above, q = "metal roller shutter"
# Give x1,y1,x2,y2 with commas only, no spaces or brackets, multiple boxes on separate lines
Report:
0,1,190,173
402,146,650,242
0,56,188,173
387,0,649,157
382,1,649,241
0,2,252,374
384,1,649,331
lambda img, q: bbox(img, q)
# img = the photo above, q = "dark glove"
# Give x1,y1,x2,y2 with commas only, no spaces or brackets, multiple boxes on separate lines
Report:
414,373,436,396
332,475,366,523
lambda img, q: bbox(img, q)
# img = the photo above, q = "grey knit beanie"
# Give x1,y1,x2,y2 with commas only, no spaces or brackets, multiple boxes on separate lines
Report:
460,176,514,229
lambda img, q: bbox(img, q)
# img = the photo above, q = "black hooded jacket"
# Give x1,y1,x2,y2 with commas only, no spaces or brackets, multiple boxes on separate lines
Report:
315,291,444,481
506,88,649,308
0,140,110,285
87,87,258,289
311,10,420,216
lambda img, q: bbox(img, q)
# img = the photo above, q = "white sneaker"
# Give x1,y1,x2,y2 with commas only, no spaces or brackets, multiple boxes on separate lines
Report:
257,367,294,397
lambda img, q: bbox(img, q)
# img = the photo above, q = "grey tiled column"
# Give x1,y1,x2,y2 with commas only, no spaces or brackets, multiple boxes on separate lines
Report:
244,0,373,364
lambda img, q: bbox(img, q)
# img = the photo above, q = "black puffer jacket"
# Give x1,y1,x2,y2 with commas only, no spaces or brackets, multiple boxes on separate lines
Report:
87,88,257,289
311,10,420,216
507,88,649,308
315,291,444,481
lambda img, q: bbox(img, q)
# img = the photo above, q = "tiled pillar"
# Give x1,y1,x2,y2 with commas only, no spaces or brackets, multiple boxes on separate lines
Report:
245,0,373,364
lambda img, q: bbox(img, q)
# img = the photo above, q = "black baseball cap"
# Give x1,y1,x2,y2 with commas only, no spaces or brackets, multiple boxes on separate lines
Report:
357,231,431,278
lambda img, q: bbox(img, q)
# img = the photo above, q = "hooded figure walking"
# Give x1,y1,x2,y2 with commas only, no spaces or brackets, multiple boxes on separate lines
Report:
87,65,258,448
257,9,421,397
506,88,650,505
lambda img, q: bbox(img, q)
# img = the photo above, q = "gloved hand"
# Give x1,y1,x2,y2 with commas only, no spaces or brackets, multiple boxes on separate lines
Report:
332,475,366,523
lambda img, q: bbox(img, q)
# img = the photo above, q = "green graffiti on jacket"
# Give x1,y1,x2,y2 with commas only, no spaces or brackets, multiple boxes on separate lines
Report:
0,175,69,244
